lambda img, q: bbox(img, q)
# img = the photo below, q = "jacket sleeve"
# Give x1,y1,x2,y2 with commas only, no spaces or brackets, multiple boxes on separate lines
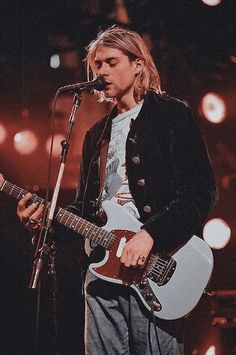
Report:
141,111,218,252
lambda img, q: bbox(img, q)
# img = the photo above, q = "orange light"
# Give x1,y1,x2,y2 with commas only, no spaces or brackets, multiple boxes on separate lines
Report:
13,130,38,155
21,108,30,117
229,55,236,64
0,123,7,144
203,218,231,249
201,0,221,6
45,134,65,157
201,92,226,123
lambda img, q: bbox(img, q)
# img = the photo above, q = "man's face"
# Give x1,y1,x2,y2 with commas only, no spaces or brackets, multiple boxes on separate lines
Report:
93,46,141,101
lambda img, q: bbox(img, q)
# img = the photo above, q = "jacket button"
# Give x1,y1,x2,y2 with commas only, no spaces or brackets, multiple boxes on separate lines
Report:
132,155,140,164
143,205,152,213
137,179,145,187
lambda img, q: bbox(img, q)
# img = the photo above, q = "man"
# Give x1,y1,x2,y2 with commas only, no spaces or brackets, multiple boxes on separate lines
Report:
17,26,217,354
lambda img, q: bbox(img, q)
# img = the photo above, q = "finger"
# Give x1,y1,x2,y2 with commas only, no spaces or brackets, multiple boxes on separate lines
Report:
137,255,147,267
120,248,128,265
29,204,44,222
18,193,32,210
122,251,138,268
120,247,134,267
20,203,40,222
129,254,140,267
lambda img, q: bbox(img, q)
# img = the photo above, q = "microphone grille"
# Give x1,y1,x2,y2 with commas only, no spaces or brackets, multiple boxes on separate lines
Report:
95,76,107,91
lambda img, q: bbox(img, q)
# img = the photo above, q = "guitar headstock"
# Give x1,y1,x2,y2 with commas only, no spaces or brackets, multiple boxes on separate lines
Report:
0,173,5,188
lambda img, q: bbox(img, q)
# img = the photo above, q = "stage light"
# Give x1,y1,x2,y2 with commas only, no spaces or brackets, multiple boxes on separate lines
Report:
21,108,30,117
200,92,226,123
0,123,7,144
50,54,60,69
229,55,236,64
115,0,130,24
201,0,221,6
205,346,216,355
45,134,65,157
13,130,38,155
203,218,231,249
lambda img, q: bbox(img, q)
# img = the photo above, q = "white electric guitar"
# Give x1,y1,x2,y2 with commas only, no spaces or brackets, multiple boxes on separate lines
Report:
0,175,214,320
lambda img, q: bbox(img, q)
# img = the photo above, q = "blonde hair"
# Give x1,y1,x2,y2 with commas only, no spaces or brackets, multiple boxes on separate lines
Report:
86,25,162,102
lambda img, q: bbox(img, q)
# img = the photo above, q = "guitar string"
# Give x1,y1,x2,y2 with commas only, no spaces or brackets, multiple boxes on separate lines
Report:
63,208,171,276
4,182,171,275
54,210,171,277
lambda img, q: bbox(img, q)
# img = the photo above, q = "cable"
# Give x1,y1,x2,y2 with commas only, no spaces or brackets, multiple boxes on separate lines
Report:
151,305,163,355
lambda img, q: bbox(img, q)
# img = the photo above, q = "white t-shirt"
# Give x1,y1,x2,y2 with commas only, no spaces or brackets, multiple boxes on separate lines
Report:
101,103,143,219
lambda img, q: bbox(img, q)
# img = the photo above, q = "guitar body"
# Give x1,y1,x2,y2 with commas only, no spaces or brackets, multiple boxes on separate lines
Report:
0,176,214,320
89,201,214,320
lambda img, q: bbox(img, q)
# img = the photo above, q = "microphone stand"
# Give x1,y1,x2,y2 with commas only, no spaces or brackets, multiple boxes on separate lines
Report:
30,92,82,289
29,92,82,353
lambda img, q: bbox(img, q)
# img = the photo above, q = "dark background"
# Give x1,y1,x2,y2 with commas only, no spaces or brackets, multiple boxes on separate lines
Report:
0,1,236,354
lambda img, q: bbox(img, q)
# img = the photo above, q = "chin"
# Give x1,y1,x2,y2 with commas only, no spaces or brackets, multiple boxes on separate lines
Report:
104,90,115,99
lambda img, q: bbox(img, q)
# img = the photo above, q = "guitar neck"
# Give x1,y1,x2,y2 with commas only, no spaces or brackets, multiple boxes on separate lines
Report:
0,179,44,205
55,208,114,249
0,179,114,249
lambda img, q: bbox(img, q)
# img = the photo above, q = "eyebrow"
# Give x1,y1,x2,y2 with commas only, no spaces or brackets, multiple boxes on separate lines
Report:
94,56,119,64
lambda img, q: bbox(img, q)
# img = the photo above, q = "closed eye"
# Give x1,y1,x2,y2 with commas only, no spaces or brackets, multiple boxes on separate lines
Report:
109,61,118,67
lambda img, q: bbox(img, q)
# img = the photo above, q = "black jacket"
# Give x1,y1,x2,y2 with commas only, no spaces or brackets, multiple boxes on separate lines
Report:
69,91,217,253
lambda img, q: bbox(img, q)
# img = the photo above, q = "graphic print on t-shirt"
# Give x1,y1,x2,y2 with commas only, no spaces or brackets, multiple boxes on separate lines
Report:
102,104,142,218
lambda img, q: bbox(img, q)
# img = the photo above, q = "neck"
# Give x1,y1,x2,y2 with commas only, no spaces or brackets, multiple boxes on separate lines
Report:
116,97,141,114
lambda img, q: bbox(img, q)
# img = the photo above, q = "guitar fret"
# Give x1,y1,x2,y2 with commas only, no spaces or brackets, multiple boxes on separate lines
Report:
64,211,71,226
32,195,42,205
9,184,15,196
79,218,88,236
0,179,217,320
67,214,75,229
76,217,85,235
17,188,24,199
100,230,110,248
0,179,7,192
97,230,107,245
56,209,111,248
59,210,68,227
93,230,101,244
2,180,116,251
81,220,91,237
68,214,78,230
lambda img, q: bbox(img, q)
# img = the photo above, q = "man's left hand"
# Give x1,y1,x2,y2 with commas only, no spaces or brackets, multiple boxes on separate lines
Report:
120,229,154,268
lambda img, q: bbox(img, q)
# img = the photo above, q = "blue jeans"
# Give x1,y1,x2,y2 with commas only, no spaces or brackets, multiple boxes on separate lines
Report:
84,270,184,355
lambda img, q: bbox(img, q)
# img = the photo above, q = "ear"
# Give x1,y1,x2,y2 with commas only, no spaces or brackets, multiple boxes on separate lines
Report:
134,58,144,75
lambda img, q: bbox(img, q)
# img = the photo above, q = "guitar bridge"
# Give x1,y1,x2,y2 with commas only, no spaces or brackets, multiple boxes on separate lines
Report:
146,254,177,286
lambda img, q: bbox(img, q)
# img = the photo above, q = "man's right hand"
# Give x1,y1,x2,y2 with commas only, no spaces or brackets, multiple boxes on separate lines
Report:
17,193,44,231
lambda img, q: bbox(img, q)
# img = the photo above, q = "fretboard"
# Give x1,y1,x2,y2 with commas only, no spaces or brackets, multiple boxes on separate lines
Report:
0,180,44,205
55,208,115,249
0,179,115,249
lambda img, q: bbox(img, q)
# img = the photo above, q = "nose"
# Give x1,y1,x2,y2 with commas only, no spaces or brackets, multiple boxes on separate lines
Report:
97,63,109,77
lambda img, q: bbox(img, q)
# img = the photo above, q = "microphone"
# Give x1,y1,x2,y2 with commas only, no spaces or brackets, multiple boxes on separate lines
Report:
58,76,107,93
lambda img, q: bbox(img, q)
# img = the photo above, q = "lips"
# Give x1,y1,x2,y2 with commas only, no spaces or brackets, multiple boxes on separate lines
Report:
104,82,112,90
